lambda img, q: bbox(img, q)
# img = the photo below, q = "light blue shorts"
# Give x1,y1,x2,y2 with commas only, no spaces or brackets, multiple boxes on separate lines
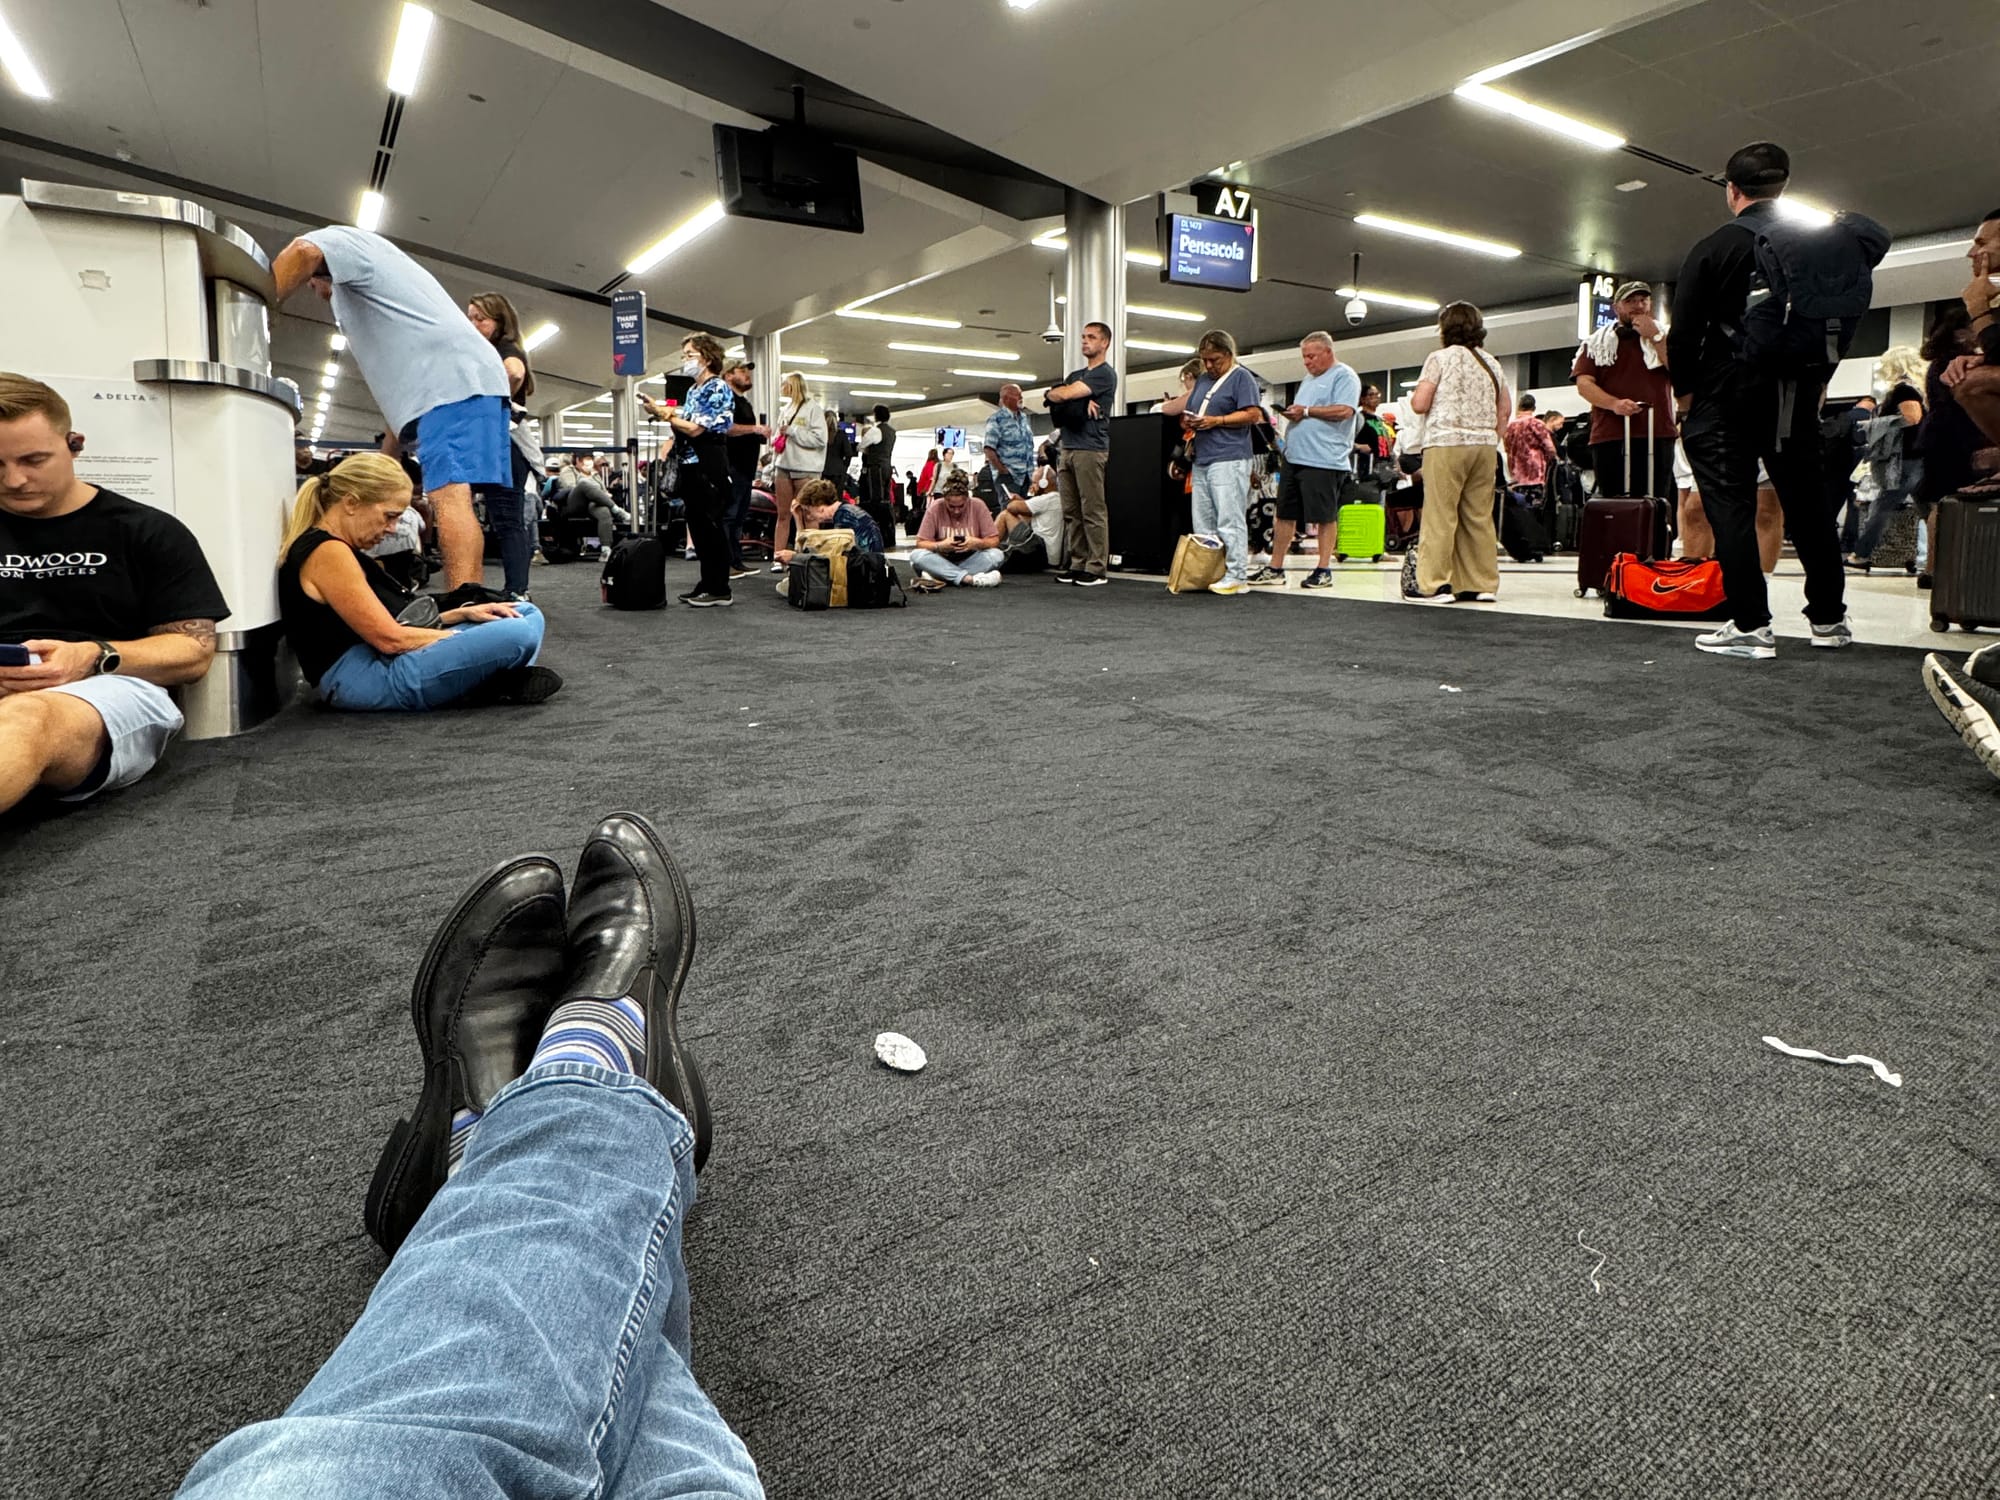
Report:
44,676,185,802
415,395,510,491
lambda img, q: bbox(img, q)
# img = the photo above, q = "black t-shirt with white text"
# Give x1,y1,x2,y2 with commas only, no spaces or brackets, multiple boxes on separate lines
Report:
0,487,230,646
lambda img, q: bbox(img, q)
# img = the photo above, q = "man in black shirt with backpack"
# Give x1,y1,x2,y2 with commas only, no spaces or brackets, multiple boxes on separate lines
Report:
1669,141,1887,660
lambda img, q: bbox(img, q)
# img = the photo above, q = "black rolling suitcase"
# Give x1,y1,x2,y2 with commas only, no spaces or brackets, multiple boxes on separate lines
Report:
1929,494,2000,633
601,537,667,609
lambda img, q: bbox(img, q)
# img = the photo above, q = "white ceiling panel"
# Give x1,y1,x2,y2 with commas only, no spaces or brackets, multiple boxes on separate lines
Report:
114,0,272,192
652,0,1702,204
0,0,176,174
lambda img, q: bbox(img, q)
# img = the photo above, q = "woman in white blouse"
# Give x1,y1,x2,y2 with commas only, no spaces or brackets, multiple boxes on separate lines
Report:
771,372,828,570
1406,302,1512,603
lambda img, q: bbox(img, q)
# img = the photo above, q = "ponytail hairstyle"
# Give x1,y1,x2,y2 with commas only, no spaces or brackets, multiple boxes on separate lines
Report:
279,452,413,561
469,291,536,401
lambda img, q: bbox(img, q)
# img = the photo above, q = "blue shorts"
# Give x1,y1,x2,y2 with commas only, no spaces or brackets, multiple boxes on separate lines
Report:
415,395,510,491
44,676,185,801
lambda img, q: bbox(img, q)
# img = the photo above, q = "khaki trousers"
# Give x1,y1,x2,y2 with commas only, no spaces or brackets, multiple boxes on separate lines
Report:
1416,444,1500,595
1058,448,1109,576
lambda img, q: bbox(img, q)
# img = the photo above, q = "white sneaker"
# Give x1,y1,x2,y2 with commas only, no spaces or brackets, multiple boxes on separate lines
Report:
968,571,1002,588
1209,579,1248,596
1695,623,1778,659
1808,615,1854,649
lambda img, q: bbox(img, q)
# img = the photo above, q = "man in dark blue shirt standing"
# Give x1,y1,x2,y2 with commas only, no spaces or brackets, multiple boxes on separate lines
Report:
1043,321,1119,587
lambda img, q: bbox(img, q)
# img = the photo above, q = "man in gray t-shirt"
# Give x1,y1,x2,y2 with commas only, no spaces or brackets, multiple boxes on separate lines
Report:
1041,320,1119,586
275,227,511,598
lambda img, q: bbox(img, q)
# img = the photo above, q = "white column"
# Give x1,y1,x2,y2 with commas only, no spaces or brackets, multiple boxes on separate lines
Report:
1064,191,1127,409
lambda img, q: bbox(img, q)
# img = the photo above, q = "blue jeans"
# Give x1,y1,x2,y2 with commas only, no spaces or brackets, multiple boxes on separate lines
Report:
1857,459,1924,559
911,546,1004,584
726,468,755,568
1191,459,1253,582
176,1062,764,1499
319,606,545,712
480,483,534,596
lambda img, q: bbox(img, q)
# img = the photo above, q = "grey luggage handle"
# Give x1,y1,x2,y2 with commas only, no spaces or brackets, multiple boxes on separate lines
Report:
1622,404,1654,500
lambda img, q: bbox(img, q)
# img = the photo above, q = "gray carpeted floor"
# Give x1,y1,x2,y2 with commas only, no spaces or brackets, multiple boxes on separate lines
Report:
2,560,1994,1500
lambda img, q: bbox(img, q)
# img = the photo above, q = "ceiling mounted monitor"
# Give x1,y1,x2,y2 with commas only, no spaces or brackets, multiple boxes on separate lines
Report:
713,123,866,235
1159,213,1254,294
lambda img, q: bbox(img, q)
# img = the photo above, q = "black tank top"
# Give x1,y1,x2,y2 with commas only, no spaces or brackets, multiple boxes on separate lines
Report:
278,528,398,685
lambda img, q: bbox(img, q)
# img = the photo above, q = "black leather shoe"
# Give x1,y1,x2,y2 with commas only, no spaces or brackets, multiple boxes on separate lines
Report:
563,812,712,1170
364,855,568,1255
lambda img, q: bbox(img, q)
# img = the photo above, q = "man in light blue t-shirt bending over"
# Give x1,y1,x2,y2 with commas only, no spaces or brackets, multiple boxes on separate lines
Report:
275,227,511,605
1250,331,1360,590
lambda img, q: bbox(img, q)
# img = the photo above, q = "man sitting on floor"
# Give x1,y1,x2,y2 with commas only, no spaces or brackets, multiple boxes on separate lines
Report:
909,470,1003,591
0,373,228,817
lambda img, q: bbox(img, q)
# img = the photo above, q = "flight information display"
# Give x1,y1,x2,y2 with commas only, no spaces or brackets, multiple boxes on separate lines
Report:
1162,213,1256,293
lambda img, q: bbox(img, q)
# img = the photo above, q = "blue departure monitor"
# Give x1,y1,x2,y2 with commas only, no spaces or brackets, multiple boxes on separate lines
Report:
1162,213,1255,293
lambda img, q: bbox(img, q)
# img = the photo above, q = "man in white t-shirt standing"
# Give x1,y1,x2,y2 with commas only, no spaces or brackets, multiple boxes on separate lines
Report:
274,227,511,605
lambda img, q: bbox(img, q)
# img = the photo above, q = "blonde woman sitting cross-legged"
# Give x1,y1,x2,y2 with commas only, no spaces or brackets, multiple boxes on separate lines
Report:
279,454,560,711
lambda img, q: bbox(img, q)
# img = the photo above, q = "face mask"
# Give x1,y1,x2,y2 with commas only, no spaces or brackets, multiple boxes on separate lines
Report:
681,359,701,377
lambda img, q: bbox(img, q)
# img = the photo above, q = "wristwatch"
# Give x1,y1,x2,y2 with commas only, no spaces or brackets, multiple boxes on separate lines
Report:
90,640,121,676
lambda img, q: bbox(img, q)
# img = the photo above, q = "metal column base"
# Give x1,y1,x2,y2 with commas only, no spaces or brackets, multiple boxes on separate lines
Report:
179,621,297,740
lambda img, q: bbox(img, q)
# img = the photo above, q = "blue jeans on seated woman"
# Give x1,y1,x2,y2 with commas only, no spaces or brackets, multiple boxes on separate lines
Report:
174,1062,765,1500
319,605,545,712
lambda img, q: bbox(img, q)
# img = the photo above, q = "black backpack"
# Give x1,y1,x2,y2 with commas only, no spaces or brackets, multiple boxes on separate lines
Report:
786,550,907,610
1732,210,1890,376
601,537,667,610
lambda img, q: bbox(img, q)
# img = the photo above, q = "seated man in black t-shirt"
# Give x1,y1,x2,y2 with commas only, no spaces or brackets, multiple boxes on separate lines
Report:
0,374,230,817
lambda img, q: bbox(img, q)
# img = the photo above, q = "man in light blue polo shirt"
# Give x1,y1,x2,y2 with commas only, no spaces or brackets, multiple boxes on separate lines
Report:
274,227,511,604
981,383,1037,504
1250,331,1360,590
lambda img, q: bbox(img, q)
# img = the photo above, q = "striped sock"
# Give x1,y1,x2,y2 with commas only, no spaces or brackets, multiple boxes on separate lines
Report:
446,1107,481,1178
532,997,646,1076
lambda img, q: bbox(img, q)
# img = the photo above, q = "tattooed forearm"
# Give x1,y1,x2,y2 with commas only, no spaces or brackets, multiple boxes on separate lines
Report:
150,619,219,648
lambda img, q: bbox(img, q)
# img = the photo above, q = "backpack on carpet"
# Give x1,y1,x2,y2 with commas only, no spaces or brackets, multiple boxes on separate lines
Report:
600,537,667,610
1000,524,1050,574
1601,554,1731,621
786,550,906,610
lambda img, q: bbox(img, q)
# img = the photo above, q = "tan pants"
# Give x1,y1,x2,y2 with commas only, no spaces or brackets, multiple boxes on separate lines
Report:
1058,448,1109,576
1416,444,1499,595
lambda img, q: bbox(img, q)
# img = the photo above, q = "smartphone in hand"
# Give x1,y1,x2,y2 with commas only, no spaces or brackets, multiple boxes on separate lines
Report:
0,644,39,667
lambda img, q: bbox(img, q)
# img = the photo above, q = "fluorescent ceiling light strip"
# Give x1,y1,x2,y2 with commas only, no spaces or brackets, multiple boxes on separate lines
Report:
1128,338,1197,354
872,391,927,399
319,374,338,390
1335,286,1440,312
356,190,386,233
888,342,1020,361
950,368,1031,381
817,376,897,387
1453,82,1623,150
1057,296,1205,323
838,308,963,329
329,332,347,352
323,360,341,377
1464,30,1608,87
0,12,52,99
784,355,830,366
523,322,558,352
385,5,435,97
1354,212,1520,259
626,201,726,276
1032,233,1164,268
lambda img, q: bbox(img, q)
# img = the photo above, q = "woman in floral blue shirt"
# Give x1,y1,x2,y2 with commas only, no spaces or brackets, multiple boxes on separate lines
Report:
642,335,738,606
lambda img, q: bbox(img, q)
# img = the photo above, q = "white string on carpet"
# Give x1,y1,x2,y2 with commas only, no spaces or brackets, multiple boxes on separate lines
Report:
1762,1035,1902,1088
1576,1228,1608,1295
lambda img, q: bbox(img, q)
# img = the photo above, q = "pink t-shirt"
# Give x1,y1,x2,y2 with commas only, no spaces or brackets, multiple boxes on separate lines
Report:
918,496,993,545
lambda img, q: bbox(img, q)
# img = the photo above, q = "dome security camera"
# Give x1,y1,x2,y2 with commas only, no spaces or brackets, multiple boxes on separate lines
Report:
1042,322,1065,345
1345,296,1369,326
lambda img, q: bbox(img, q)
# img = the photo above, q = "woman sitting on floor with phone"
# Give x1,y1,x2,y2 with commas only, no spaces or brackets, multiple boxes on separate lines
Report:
278,453,561,711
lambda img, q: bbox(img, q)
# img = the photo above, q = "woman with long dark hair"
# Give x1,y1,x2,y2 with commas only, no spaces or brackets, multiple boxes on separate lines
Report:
466,292,539,599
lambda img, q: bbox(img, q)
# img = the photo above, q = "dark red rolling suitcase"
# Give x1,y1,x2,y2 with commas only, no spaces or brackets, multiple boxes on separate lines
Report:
1576,411,1665,597
1929,494,2000,633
